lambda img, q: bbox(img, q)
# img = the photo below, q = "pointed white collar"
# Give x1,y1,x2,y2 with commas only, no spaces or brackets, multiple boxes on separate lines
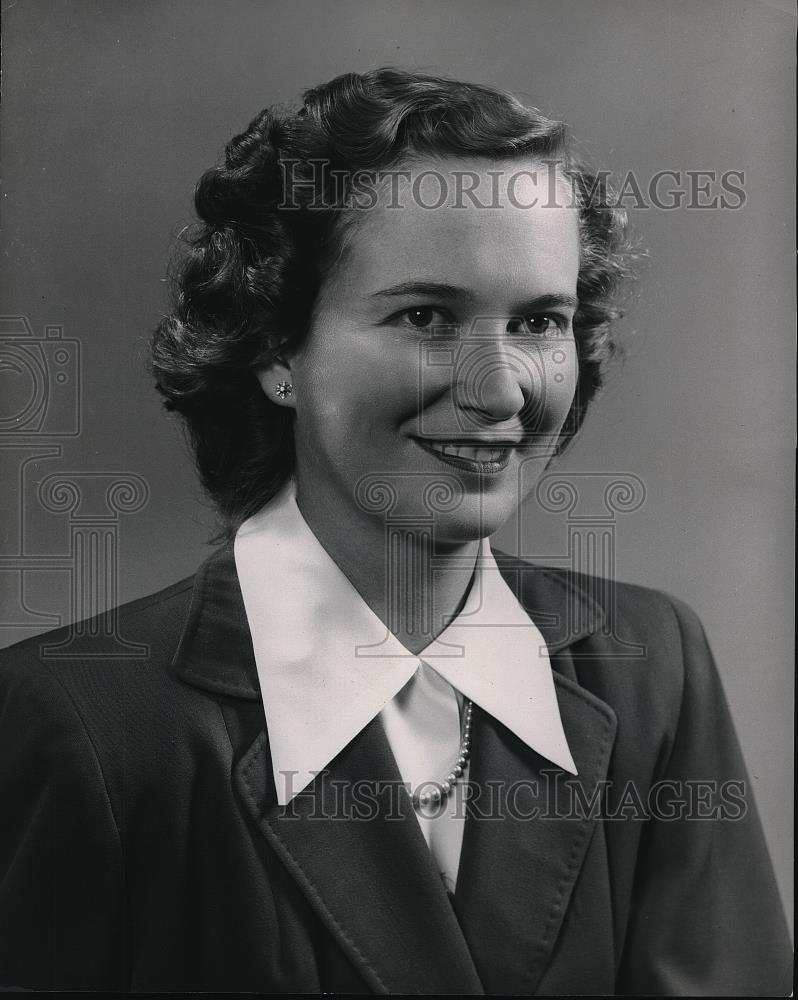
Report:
234,480,576,805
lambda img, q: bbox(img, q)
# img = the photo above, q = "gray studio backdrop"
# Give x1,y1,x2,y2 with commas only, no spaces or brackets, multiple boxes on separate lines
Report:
1,0,794,930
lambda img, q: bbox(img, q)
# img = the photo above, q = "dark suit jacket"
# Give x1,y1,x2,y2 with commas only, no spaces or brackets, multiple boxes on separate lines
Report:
0,544,791,994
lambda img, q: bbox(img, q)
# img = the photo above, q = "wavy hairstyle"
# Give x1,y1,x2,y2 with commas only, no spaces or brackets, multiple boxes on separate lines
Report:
151,68,635,536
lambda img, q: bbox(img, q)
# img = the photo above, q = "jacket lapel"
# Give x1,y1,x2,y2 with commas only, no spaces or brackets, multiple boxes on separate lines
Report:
233,714,484,994
171,543,616,994
172,542,483,993
446,553,616,994
451,676,617,995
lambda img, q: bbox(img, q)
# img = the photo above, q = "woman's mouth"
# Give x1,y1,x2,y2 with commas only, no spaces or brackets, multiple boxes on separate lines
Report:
413,438,513,474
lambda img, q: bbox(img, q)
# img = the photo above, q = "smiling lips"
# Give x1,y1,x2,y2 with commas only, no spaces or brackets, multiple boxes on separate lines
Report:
414,437,514,473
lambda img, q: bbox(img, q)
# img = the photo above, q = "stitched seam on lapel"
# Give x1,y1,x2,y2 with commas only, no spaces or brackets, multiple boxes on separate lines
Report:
553,670,618,729
650,595,687,784
237,733,388,995
170,558,209,670
524,679,617,989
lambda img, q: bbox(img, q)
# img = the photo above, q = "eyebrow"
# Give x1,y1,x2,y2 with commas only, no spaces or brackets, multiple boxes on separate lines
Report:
370,281,579,311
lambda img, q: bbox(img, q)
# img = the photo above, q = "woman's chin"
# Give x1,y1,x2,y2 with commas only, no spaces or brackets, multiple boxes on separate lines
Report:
430,502,516,546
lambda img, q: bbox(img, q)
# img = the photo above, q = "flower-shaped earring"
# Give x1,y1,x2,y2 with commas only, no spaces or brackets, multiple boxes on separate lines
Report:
275,381,293,399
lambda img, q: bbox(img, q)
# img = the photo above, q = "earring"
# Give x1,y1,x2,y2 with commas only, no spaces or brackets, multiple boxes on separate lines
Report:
275,381,293,399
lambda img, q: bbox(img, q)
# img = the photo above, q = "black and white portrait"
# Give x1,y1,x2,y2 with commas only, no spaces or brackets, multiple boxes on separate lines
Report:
0,2,793,994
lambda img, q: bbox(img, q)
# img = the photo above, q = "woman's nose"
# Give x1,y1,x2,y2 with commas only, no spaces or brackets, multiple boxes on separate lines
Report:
453,332,536,426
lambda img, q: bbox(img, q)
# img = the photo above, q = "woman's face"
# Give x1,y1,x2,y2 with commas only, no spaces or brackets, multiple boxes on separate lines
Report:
267,155,580,544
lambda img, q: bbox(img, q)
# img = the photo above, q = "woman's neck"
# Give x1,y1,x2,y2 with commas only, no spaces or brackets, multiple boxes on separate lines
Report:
294,483,480,656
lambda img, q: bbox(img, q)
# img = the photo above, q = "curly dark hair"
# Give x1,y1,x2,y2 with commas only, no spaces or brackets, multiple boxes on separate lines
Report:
151,68,635,536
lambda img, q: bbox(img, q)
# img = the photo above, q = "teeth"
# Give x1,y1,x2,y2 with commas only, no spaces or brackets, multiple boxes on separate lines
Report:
427,442,508,462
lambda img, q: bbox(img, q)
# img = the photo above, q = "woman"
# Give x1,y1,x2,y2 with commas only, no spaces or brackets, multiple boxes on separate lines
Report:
0,69,790,994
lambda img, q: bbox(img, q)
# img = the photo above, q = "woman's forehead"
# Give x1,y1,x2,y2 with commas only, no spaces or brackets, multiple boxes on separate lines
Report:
329,156,580,303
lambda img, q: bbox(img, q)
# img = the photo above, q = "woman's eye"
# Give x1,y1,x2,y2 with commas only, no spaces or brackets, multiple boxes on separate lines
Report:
508,314,568,336
399,307,450,329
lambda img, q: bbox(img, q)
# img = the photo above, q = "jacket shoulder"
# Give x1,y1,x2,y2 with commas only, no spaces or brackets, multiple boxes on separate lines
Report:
491,548,715,744
491,546,697,639
0,565,224,827
0,573,196,668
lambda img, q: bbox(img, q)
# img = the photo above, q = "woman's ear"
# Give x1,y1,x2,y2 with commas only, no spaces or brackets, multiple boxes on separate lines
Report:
253,354,297,409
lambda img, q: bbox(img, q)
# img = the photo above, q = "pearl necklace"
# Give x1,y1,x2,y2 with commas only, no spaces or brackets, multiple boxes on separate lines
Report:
412,699,473,815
